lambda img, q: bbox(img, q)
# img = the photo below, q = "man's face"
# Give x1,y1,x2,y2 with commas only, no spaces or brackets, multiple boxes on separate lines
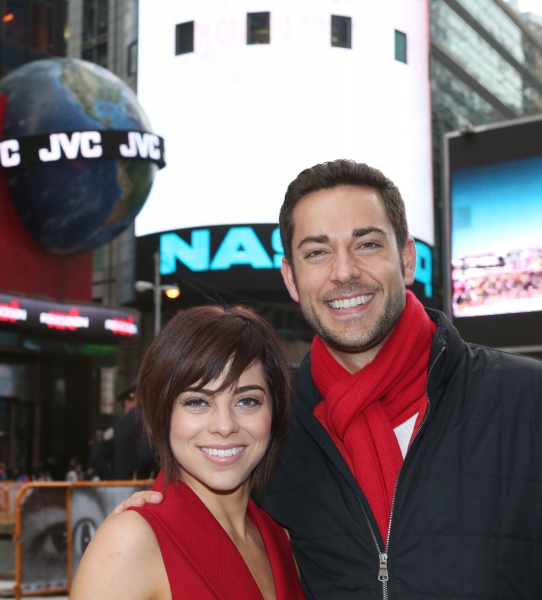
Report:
281,185,415,354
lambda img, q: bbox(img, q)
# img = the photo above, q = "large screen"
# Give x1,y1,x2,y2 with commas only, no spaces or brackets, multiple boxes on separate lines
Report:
448,115,542,348
136,0,433,298
452,157,542,317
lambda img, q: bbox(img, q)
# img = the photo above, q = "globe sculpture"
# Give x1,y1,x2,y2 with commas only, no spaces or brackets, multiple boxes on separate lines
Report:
0,58,162,254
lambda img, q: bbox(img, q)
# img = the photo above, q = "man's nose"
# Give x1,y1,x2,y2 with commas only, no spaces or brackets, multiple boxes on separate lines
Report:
330,248,362,284
208,404,239,436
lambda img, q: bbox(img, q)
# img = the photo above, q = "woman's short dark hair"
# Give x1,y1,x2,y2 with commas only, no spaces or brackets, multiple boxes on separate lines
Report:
279,159,409,264
136,305,291,497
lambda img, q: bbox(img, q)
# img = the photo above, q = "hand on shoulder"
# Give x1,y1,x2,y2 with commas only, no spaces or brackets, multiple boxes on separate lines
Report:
70,510,170,600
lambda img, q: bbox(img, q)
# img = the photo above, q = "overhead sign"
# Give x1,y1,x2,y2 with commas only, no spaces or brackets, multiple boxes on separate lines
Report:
0,131,165,169
0,293,140,338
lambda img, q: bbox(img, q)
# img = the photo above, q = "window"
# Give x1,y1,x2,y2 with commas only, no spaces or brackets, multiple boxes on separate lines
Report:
175,21,194,55
30,3,53,53
127,40,137,76
81,0,108,66
247,12,270,45
331,15,351,49
395,30,407,64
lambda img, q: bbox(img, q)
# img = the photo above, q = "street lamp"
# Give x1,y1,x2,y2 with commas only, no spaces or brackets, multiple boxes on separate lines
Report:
135,251,180,336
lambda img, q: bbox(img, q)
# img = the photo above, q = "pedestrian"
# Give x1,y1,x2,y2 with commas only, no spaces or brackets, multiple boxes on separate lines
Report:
113,160,542,598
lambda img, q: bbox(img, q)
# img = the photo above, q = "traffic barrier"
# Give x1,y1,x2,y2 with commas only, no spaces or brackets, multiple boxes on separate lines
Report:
13,480,152,599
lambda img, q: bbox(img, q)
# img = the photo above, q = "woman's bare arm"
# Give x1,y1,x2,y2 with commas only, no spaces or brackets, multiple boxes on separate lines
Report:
71,511,169,600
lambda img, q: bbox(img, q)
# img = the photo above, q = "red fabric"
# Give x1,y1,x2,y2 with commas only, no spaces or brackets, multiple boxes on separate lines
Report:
311,291,436,541
129,471,304,600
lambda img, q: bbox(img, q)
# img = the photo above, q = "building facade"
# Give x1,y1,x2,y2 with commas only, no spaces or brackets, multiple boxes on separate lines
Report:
0,0,67,77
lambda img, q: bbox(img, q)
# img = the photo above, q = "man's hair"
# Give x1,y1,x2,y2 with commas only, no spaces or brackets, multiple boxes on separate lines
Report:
136,305,291,497
279,159,409,264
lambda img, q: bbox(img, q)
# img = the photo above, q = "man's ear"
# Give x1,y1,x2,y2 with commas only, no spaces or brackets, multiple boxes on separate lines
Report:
402,238,416,286
281,257,300,303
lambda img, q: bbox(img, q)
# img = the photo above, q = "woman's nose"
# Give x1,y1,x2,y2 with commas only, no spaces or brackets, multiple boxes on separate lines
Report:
208,404,239,436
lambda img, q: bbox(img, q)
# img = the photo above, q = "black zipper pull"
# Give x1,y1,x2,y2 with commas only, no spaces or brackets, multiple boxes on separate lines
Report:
378,553,389,582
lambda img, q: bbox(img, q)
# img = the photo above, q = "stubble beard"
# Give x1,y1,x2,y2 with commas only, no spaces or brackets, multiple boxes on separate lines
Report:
300,283,407,354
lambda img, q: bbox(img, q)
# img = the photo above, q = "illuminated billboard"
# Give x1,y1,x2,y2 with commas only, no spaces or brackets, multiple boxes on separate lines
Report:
447,115,542,348
136,0,433,298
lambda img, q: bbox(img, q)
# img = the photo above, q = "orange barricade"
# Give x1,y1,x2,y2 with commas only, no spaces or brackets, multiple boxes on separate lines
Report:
13,480,153,599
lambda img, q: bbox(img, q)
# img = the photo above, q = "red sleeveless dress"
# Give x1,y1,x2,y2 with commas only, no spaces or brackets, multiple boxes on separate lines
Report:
129,471,305,600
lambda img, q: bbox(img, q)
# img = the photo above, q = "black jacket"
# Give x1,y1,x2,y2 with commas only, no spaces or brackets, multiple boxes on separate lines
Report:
260,309,542,599
113,408,157,480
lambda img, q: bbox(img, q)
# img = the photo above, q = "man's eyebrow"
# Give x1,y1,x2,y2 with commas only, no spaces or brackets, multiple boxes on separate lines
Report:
352,227,387,238
297,234,330,249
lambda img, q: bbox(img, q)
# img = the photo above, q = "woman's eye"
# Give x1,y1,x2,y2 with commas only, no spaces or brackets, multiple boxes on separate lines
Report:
183,398,209,408
237,396,262,408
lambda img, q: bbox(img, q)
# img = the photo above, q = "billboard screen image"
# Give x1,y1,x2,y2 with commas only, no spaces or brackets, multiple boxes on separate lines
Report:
451,156,542,318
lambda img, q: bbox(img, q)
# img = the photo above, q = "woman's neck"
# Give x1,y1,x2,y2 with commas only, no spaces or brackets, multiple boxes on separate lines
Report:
180,471,252,540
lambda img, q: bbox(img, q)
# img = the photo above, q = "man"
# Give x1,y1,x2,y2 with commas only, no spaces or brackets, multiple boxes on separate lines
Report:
90,386,157,480
115,160,542,598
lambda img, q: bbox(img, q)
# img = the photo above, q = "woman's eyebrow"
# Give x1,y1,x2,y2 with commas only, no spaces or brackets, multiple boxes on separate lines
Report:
183,384,265,395
234,385,265,394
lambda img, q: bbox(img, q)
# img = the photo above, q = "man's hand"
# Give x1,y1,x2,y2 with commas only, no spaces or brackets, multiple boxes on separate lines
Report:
110,490,164,516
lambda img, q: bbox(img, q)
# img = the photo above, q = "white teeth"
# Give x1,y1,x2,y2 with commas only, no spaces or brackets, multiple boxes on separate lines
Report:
329,295,373,309
200,446,245,457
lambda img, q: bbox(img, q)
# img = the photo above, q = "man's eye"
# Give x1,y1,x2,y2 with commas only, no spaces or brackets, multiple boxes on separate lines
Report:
306,249,326,259
237,396,262,408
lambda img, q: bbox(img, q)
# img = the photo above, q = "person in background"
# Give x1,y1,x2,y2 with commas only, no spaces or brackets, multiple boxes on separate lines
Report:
113,385,157,480
71,306,305,600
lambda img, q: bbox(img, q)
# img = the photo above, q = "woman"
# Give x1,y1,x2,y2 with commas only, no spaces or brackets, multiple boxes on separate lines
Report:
71,306,305,600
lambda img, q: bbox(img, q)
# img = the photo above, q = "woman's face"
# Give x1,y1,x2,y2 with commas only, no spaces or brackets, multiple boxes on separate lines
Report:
170,362,272,494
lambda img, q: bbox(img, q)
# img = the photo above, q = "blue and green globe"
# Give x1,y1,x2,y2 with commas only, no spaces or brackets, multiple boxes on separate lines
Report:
0,58,158,254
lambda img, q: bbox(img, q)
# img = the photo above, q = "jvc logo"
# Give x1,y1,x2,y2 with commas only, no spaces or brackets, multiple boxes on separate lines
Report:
0,139,21,167
39,131,103,161
120,132,162,160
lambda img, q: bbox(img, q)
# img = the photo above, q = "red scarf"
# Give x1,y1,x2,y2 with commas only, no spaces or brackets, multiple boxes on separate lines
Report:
311,291,436,541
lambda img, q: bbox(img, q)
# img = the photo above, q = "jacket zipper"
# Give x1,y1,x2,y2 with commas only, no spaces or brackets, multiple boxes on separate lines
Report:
358,346,446,600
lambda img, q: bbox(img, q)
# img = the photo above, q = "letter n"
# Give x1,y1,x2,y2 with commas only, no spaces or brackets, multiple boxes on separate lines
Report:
160,230,210,273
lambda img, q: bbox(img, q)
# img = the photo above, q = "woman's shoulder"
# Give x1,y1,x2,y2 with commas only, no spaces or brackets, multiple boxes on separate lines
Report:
70,511,169,600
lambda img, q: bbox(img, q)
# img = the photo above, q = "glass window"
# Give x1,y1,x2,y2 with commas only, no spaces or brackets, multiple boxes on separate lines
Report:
247,12,270,45
127,40,137,76
96,41,107,67
82,0,95,42
395,30,407,63
175,21,194,55
331,15,351,49
97,0,107,36
30,3,53,52
82,47,93,62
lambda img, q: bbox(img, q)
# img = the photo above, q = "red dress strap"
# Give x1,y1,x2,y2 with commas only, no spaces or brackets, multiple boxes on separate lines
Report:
129,471,305,600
